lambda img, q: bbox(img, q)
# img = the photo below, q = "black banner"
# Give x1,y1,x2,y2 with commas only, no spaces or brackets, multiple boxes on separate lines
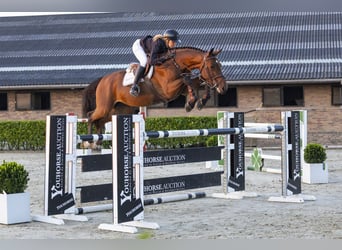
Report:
80,146,223,172
78,171,223,202
115,115,143,224
229,112,245,191
144,146,223,167
287,111,301,194
144,172,222,195
47,116,75,216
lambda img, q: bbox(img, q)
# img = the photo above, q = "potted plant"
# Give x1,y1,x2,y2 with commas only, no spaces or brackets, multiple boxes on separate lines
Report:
0,160,31,224
302,143,328,184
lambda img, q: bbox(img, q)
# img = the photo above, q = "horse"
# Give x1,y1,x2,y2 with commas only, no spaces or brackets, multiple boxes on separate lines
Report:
82,75,211,120
85,47,226,135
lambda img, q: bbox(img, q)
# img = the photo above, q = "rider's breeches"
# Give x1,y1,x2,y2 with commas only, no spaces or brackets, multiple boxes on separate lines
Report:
132,39,148,67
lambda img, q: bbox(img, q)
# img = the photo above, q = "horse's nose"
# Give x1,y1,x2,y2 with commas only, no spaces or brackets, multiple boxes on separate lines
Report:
217,82,227,94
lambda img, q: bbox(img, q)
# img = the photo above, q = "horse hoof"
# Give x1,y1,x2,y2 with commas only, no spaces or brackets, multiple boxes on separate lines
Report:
185,104,193,112
86,142,101,151
197,102,203,110
92,145,102,152
81,141,90,149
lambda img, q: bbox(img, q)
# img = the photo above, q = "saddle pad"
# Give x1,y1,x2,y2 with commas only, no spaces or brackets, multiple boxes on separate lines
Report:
122,65,154,86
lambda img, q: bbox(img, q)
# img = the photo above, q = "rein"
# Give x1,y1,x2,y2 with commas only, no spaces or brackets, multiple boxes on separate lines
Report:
167,49,223,90
198,56,224,89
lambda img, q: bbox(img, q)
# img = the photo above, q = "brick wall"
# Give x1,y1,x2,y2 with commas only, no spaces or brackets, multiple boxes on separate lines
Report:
0,89,84,121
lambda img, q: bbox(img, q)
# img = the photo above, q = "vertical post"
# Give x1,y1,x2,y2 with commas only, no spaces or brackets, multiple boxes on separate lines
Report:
281,111,289,197
98,114,158,233
139,106,147,117
213,111,257,199
216,111,226,169
282,110,302,195
287,111,302,195
269,111,306,203
132,114,145,221
32,115,77,225
299,110,307,171
112,115,143,224
216,111,232,194
228,112,245,192
65,115,78,213
218,111,245,193
45,115,76,216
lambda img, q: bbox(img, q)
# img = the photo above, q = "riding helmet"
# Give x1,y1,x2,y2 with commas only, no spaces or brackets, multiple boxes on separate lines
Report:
163,29,181,42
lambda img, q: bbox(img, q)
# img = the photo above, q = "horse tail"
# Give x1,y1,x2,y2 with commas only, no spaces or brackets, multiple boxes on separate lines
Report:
82,77,102,118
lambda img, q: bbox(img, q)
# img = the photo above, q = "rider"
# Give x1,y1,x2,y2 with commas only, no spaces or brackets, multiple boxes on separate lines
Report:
130,29,181,97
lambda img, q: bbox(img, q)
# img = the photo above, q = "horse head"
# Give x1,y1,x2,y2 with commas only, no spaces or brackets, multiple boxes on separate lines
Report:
198,48,226,94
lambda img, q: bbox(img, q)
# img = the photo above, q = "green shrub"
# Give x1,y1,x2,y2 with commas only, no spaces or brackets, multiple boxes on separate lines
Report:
304,143,327,163
0,161,29,194
0,121,45,150
0,116,219,151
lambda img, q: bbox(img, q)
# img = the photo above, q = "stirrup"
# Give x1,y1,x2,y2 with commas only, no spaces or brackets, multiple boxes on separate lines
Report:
130,85,140,97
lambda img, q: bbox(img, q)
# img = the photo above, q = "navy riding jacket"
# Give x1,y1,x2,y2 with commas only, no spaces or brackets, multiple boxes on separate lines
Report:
140,35,169,65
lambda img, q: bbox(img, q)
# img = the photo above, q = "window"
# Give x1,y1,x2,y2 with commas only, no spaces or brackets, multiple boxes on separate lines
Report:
263,87,281,106
332,85,342,105
15,92,50,110
0,93,8,111
283,86,304,106
263,86,303,107
32,92,50,110
218,87,237,107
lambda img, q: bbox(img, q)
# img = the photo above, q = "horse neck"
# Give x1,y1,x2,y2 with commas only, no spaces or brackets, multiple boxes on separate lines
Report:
174,49,204,70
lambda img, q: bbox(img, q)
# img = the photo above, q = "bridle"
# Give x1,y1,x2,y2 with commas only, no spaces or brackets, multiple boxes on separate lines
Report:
167,49,224,89
198,55,224,89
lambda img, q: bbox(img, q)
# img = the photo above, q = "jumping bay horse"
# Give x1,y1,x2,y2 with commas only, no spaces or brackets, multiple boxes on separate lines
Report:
83,75,212,120
84,47,226,135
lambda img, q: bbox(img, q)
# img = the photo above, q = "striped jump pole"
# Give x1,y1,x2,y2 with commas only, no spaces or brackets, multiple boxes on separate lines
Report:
244,133,281,139
144,125,284,139
144,192,206,206
76,134,112,143
74,192,207,214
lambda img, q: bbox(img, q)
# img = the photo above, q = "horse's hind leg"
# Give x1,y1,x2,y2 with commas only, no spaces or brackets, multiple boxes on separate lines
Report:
86,111,95,135
79,111,95,149
85,111,107,150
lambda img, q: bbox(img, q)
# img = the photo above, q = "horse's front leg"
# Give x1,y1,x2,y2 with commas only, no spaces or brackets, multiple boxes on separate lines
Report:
197,85,211,110
185,85,198,112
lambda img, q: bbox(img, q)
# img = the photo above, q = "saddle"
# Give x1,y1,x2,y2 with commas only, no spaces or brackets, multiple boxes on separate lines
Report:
122,63,154,86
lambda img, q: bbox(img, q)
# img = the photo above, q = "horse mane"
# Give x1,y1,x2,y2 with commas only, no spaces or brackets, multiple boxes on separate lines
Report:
174,46,206,53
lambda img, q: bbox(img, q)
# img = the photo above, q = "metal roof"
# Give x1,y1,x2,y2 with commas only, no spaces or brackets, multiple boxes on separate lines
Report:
1,12,342,89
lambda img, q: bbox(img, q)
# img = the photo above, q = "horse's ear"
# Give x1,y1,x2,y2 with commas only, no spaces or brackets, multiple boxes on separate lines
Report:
212,49,222,56
208,48,222,56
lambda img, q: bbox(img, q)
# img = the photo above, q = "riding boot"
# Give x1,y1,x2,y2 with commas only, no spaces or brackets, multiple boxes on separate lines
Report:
130,66,146,97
